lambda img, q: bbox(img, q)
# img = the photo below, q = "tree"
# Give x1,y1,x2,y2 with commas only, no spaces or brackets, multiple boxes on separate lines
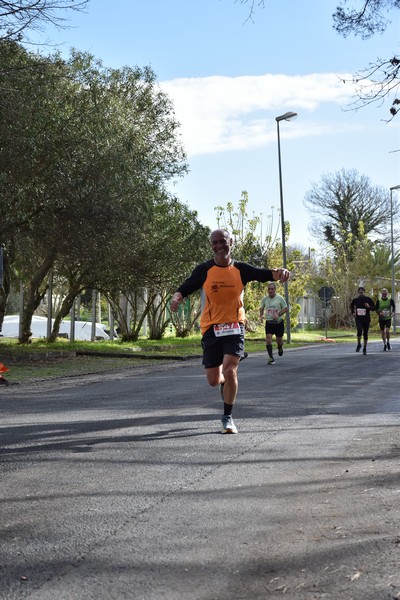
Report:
143,199,210,339
332,0,400,39
0,41,69,337
311,227,400,328
0,0,89,42
304,169,398,259
43,52,189,342
331,0,400,119
367,243,400,281
0,42,188,342
240,0,400,31
342,55,400,120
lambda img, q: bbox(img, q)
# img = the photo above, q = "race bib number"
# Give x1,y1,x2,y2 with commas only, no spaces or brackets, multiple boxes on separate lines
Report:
266,308,280,320
214,322,241,337
381,309,390,317
356,308,367,316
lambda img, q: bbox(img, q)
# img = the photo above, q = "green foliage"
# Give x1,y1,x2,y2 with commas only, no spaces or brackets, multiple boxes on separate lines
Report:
0,41,205,343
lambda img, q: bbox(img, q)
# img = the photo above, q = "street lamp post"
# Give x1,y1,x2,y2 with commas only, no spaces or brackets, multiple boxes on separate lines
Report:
390,184,400,334
276,111,298,344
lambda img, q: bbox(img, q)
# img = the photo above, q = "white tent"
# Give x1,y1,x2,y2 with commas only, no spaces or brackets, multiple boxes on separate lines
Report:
1,315,110,341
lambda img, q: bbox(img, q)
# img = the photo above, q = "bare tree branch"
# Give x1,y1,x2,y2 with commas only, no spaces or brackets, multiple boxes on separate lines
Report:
341,55,400,120
237,1,400,120
0,0,90,42
236,0,265,22
333,0,400,39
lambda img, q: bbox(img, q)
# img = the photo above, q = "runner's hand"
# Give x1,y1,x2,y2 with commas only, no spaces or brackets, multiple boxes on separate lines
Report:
272,268,290,283
170,292,183,312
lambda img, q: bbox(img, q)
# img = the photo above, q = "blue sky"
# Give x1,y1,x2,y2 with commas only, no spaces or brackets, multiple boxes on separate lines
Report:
32,0,400,249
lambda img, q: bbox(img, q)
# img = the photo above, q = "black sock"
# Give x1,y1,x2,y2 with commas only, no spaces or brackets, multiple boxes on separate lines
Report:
223,402,233,416
266,344,273,358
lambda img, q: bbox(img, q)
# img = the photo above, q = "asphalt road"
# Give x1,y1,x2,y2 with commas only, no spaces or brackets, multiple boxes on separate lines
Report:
1,341,400,600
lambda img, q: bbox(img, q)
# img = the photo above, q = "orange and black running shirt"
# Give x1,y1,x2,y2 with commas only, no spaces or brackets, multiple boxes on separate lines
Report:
177,259,274,335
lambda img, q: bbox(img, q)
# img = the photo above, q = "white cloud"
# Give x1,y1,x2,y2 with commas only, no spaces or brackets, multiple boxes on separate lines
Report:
160,72,356,156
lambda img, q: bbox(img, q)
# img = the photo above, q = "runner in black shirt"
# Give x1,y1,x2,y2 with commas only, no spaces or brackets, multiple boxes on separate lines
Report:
350,286,375,355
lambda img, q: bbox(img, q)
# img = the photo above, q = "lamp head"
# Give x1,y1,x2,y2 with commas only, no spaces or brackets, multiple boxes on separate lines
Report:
390,184,400,191
276,111,298,123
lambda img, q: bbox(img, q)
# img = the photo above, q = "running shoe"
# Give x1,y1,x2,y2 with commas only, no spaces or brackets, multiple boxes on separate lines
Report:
356,343,361,352
268,357,276,365
384,344,387,351
387,342,391,350
240,352,248,362
219,382,225,401
363,348,367,355
221,415,238,434
278,346,283,357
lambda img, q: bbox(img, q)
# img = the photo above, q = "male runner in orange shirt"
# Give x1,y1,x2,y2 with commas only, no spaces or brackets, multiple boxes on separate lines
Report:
170,229,290,434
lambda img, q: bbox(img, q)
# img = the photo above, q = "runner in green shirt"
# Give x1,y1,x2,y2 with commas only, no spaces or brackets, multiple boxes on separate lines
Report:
375,288,395,351
259,282,288,365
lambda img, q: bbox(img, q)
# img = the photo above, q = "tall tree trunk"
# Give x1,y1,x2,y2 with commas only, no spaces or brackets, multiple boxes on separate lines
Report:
107,291,149,342
19,250,57,343
48,282,82,342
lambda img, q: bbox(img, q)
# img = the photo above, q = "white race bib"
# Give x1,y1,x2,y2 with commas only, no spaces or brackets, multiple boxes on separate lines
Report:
213,322,241,337
381,309,390,317
356,308,367,316
266,307,280,320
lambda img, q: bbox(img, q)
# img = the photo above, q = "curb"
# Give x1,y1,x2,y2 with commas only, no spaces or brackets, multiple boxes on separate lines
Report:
76,351,202,361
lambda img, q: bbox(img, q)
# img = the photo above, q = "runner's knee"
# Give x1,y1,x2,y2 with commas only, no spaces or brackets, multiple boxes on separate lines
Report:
222,361,238,380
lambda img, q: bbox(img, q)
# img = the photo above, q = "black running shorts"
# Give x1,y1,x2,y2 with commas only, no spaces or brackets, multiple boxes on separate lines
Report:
265,321,285,337
201,324,245,368
379,318,392,330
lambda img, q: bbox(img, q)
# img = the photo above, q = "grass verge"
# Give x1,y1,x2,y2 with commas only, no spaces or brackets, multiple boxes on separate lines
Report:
0,327,389,384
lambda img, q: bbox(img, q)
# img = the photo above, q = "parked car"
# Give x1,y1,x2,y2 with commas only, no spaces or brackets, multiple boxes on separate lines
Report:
1,315,110,341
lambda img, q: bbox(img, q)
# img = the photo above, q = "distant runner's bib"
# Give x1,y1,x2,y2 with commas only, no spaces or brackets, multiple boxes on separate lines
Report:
381,309,390,318
213,322,241,337
356,308,367,316
266,307,280,320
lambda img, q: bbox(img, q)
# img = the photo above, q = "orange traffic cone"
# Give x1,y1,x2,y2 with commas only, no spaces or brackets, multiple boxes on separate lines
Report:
0,362,9,385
